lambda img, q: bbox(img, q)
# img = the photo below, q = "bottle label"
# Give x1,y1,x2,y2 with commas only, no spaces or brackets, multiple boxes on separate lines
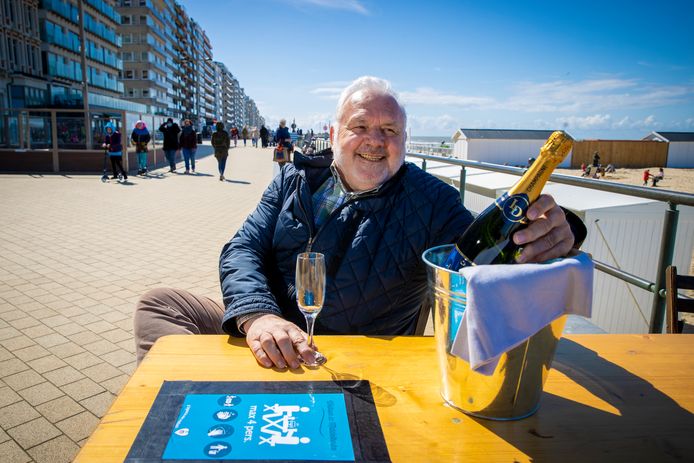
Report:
495,193,530,224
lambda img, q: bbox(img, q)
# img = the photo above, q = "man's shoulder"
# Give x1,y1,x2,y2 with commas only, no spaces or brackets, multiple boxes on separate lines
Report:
401,162,460,200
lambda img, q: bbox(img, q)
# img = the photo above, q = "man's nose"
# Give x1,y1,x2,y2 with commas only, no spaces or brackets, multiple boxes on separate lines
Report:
364,127,385,146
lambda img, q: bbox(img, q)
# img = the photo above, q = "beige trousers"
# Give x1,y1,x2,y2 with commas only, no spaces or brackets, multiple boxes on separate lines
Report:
133,288,226,364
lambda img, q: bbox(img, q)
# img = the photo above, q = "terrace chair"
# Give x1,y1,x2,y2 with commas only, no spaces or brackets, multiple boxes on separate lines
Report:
665,266,694,333
414,300,432,336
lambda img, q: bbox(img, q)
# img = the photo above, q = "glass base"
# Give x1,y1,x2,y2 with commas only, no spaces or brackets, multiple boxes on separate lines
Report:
301,350,327,367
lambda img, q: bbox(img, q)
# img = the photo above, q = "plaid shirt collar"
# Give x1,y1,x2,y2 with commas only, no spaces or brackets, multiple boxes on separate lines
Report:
311,163,382,228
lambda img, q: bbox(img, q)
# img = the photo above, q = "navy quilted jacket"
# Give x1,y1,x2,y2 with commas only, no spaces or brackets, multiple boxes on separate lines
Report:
220,150,474,336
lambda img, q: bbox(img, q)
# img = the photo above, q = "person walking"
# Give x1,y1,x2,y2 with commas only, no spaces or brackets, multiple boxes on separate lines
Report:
241,127,248,146
179,119,198,174
158,118,180,172
592,151,601,168
131,120,150,176
260,125,269,148
251,127,259,148
231,127,239,147
103,122,127,180
211,122,231,181
274,119,292,165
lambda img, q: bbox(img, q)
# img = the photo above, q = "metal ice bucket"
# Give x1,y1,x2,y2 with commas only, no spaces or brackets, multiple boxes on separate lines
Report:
422,245,566,420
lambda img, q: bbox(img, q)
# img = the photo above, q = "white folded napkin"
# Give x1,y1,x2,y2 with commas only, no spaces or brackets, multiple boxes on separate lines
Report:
450,251,593,375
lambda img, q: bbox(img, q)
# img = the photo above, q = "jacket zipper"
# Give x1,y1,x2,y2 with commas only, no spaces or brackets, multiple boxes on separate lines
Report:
297,177,380,253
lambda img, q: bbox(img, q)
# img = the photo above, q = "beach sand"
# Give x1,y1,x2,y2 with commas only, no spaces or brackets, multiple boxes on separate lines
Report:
555,166,694,325
554,167,694,194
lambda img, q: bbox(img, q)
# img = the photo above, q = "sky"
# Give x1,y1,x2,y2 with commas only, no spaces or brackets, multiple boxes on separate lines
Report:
178,0,694,140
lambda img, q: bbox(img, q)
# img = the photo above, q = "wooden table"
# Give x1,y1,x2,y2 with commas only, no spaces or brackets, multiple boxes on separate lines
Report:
76,334,694,462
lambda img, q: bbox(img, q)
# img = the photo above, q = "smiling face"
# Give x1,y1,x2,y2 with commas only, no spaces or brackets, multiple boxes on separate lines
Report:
333,91,406,192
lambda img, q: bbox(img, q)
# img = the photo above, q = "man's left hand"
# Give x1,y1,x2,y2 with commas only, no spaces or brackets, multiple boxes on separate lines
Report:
512,194,574,263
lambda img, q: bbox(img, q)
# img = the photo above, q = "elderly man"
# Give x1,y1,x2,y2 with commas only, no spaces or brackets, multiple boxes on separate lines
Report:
135,76,584,369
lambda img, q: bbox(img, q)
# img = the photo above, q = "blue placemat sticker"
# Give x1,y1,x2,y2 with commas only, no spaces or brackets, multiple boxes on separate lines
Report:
162,393,355,461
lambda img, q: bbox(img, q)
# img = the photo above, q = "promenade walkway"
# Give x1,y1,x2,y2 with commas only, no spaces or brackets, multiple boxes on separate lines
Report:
0,143,274,462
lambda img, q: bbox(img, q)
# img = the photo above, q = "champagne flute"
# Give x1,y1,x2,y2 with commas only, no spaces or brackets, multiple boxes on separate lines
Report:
295,252,327,366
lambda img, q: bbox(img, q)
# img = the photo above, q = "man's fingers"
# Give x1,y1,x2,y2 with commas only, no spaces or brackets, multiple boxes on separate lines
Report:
514,204,566,245
275,330,302,369
248,339,272,368
258,332,287,369
517,222,573,263
286,327,316,365
526,194,556,221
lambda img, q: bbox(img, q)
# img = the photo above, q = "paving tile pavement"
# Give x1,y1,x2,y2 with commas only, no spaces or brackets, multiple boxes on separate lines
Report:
0,144,274,462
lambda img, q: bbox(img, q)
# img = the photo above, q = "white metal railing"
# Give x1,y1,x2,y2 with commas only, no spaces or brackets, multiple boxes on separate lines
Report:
406,141,453,157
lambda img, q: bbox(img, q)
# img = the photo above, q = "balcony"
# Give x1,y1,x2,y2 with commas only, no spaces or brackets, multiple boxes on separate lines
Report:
85,0,121,25
42,21,80,54
45,52,82,82
84,13,121,47
88,67,124,93
41,0,79,23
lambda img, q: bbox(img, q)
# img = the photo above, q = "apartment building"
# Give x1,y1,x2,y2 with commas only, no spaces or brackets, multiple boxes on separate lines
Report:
188,18,213,133
244,94,262,129
0,0,42,107
1,0,264,126
1,0,125,109
117,0,175,116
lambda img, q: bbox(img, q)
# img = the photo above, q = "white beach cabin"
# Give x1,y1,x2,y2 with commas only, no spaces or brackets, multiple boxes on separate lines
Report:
451,128,573,168
642,131,694,168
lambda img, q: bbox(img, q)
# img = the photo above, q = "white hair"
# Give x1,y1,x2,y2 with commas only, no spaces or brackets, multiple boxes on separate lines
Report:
334,76,407,132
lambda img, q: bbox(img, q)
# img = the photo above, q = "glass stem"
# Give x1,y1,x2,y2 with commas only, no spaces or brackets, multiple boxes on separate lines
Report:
304,313,317,350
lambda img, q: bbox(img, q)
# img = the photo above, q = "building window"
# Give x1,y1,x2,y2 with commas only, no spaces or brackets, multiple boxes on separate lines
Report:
141,70,148,79
125,70,133,78
121,15,130,25
122,34,131,43
142,89,149,97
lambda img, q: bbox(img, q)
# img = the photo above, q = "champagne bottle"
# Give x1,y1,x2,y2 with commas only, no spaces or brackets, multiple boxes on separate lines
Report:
443,130,573,270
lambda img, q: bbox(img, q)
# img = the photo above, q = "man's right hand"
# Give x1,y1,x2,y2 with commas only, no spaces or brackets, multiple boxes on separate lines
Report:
243,314,316,369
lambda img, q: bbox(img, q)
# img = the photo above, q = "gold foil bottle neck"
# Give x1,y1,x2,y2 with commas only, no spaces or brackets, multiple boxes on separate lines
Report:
539,131,573,164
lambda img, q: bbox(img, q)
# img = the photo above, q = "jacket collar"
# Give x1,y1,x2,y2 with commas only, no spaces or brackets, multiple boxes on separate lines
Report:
295,148,407,198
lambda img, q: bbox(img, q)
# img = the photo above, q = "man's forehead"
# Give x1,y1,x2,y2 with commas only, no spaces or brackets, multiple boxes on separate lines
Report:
342,92,404,122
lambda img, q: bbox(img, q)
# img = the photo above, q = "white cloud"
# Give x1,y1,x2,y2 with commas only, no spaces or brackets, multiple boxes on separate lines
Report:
309,87,344,100
556,114,612,130
287,0,368,15
502,79,694,113
612,115,660,129
407,114,460,136
308,80,352,100
549,114,660,132
400,87,494,108
392,79,694,116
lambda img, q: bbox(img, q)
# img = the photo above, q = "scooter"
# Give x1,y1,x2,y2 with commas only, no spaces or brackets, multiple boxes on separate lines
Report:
101,147,123,182
100,147,110,182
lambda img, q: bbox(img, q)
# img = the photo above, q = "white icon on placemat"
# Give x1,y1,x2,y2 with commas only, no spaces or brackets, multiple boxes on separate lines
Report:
206,442,230,456
175,428,189,436
216,411,232,420
259,404,311,446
